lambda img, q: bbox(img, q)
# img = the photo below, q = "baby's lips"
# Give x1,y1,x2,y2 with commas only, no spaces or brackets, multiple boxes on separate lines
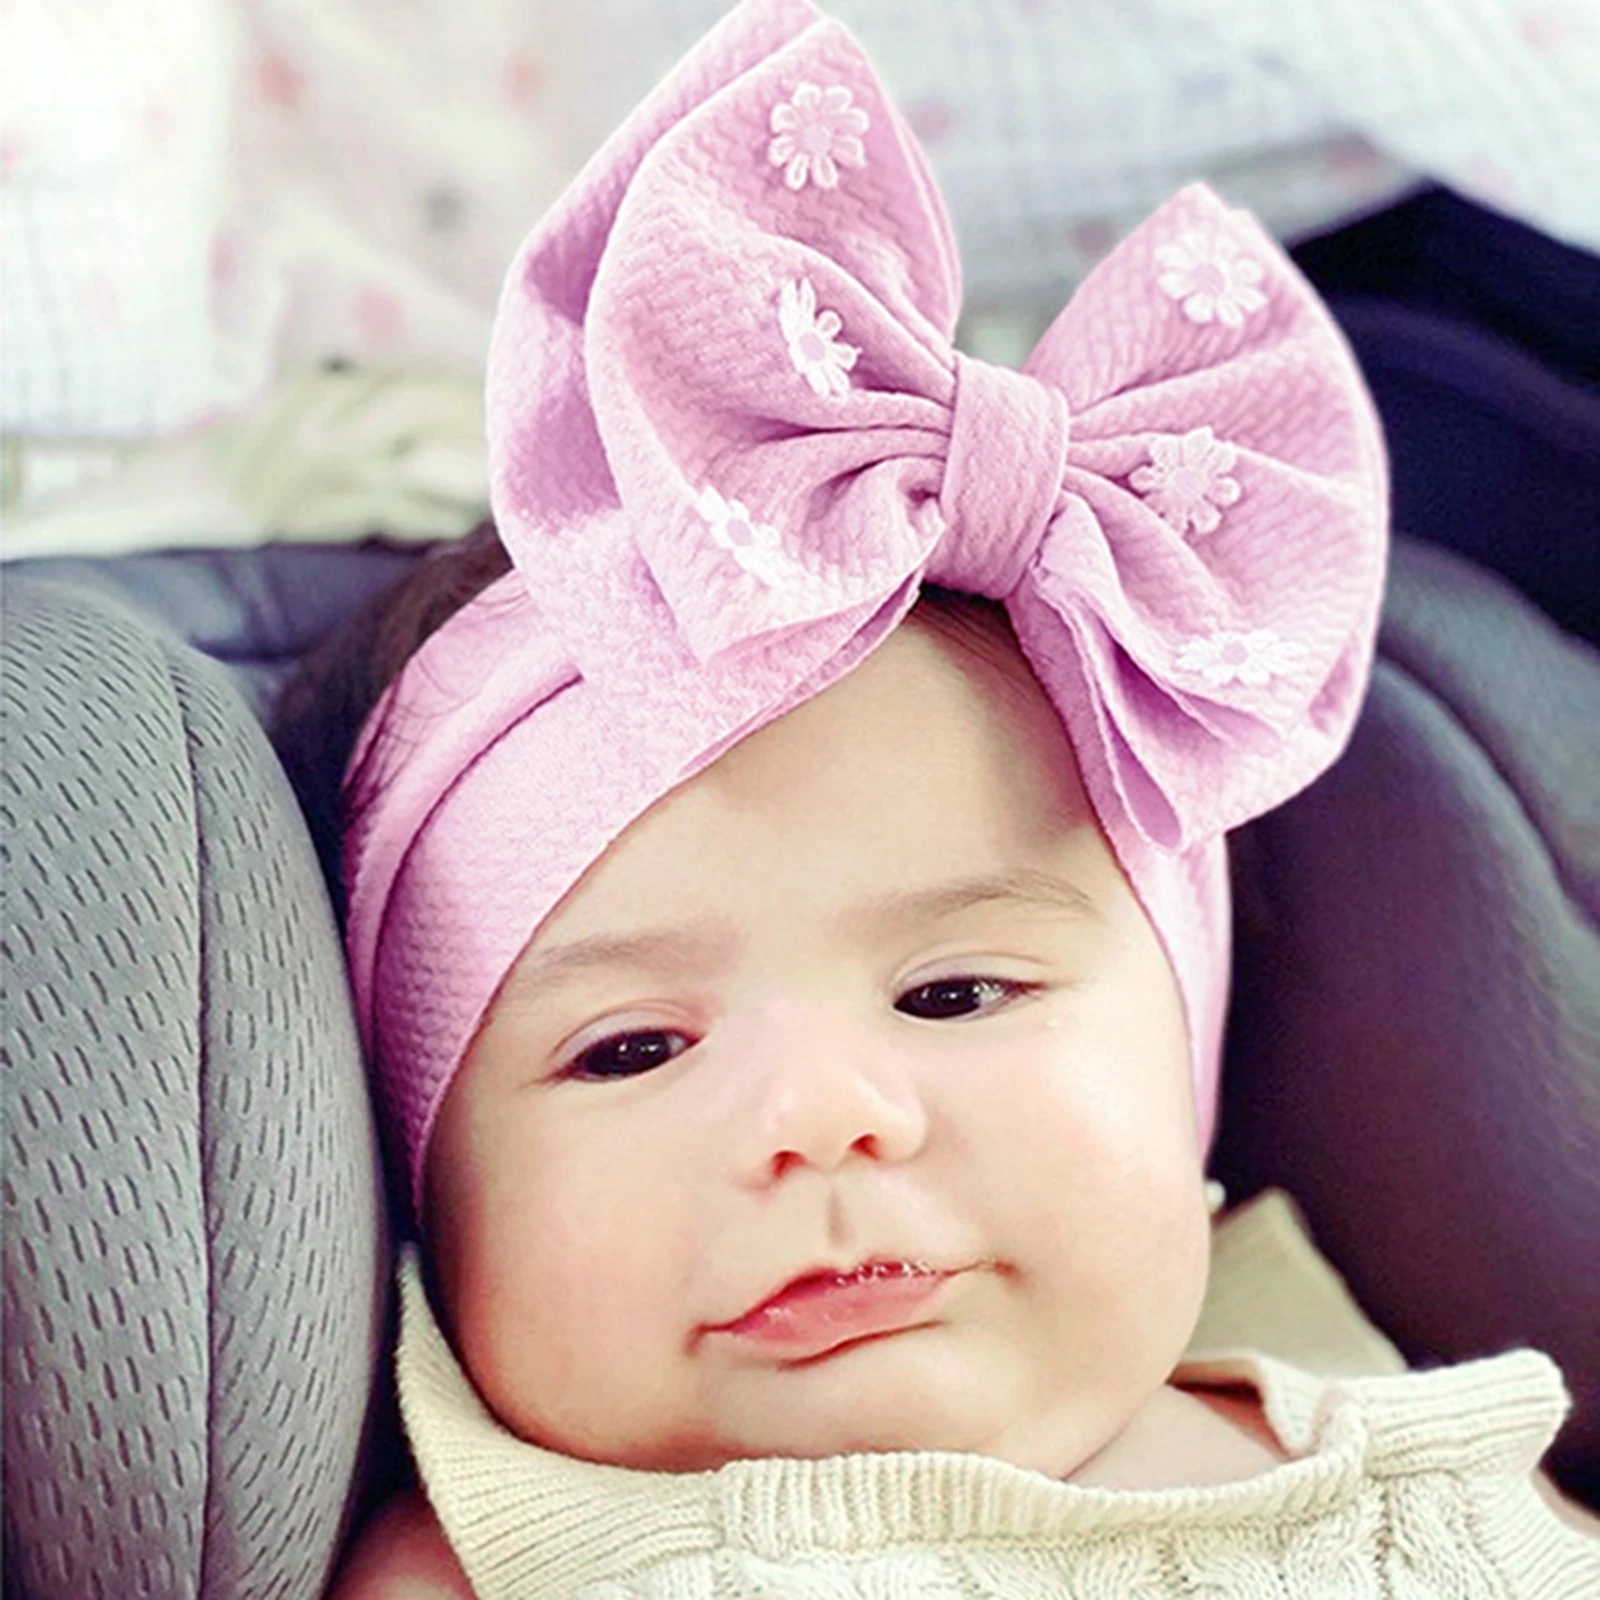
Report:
710,1260,960,1357
707,1254,940,1333
749,1258,943,1320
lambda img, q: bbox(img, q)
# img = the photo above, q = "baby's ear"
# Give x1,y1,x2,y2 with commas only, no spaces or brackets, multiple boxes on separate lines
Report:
326,1488,475,1599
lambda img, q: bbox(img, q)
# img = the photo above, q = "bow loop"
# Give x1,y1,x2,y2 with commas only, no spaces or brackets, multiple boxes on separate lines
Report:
1008,183,1388,849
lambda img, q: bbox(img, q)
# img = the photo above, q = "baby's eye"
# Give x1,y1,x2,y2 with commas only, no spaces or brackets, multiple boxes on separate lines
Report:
564,1029,691,1081
895,977,1030,1021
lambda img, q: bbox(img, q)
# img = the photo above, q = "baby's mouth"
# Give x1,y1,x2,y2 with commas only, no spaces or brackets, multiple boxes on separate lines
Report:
709,1259,954,1359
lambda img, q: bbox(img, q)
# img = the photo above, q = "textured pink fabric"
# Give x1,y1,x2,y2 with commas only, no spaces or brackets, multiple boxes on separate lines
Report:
343,0,1388,1214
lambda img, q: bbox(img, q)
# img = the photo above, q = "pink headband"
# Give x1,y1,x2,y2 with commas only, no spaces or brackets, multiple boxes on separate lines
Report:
344,0,1387,1215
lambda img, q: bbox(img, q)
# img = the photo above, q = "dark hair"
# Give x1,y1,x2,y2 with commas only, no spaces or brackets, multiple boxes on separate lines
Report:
270,522,1017,923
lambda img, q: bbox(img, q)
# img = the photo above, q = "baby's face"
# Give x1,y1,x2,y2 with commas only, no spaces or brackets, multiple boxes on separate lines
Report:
425,607,1211,1475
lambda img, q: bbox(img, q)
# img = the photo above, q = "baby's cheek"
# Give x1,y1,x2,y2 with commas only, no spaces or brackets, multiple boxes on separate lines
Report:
979,1038,1204,1274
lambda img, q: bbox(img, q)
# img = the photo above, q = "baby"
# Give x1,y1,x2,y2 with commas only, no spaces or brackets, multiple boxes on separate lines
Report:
307,1,1598,1592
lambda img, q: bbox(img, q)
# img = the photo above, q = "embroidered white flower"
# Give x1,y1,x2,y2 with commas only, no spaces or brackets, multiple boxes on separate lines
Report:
696,485,790,588
778,278,858,396
1176,628,1306,688
768,82,869,190
1130,426,1242,535
1155,232,1267,327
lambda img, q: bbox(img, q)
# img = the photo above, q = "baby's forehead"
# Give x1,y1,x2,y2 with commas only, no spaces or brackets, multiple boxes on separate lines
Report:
514,621,1106,965
638,606,1074,816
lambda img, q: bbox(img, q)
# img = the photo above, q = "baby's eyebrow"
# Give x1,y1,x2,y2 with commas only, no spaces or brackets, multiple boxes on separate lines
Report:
495,928,722,1007
847,868,1100,933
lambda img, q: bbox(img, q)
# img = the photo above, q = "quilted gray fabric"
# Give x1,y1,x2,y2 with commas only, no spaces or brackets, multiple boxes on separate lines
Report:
2,577,387,1599
1218,538,1600,1501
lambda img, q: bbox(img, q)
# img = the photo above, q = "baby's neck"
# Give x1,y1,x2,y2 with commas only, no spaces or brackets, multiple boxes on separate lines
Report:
1066,1381,1286,1492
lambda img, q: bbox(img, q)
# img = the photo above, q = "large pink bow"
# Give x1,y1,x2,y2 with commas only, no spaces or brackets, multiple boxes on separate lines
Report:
486,0,1387,856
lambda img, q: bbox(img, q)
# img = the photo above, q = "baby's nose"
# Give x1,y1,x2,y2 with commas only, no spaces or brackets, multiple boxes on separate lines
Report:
728,1004,929,1185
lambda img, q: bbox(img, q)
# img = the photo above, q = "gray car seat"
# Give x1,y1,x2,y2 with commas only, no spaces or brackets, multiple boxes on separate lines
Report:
3,533,1597,1598
2,571,391,1599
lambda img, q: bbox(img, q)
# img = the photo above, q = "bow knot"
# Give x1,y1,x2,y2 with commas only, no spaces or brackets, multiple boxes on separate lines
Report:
933,353,1070,599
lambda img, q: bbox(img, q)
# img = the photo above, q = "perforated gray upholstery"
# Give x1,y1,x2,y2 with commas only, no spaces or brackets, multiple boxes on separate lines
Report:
2,577,387,1599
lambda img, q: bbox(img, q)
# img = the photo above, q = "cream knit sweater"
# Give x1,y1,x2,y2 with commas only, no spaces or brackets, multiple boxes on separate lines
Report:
397,1232,1598,1598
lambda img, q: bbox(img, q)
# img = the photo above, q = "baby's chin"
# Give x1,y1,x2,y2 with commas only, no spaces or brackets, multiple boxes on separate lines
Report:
557,1332,1148,1478
640,1405,1141,1481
